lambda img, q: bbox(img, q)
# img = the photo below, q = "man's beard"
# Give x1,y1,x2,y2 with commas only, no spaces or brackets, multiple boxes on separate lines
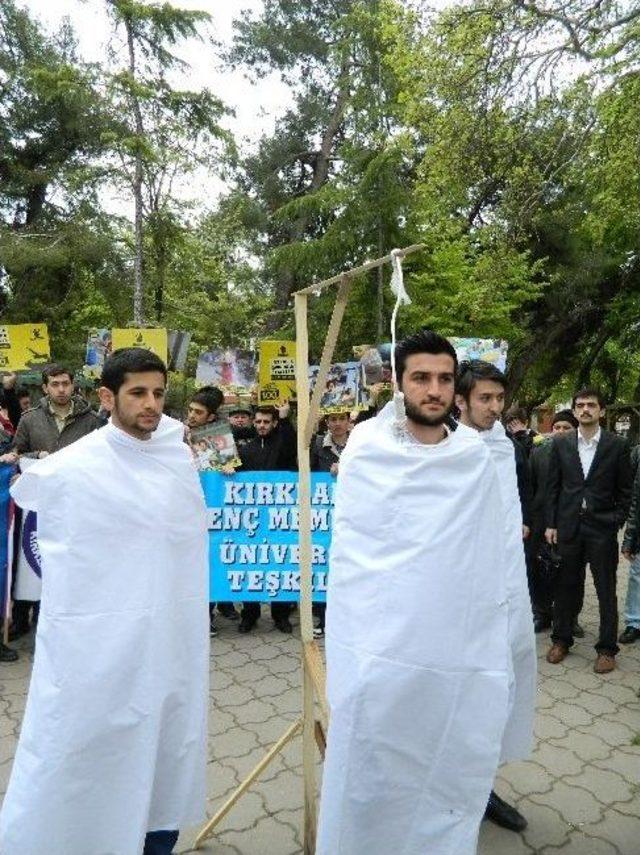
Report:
404,397,453,427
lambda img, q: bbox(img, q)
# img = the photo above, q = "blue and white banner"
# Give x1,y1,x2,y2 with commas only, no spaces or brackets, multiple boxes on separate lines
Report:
0,464,12,616
201,471,334,602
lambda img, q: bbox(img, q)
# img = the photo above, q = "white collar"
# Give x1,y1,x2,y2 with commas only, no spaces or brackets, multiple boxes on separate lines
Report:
578,427,601,446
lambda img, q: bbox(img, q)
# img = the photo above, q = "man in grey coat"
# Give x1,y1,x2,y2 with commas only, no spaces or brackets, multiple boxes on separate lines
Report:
10,364,102,638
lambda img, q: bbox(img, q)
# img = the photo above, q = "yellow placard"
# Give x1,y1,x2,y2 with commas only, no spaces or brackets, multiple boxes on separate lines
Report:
0,324,50,371
111,328,168,363
258,340,296,406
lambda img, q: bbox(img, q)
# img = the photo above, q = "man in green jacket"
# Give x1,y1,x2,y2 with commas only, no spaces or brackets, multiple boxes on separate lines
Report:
10,364,102,639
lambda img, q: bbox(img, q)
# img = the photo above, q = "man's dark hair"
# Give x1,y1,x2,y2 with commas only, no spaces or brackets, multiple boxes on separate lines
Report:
101,348,167,394
455,360,507,403
552,409,578,428
191,386,223,416
42,364,74,384
505,406,528,424
572,387,605,409
254,406,278,420
395,328,458,387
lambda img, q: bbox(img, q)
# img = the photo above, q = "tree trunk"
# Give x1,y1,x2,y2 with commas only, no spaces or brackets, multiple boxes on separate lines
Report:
125,15,145,325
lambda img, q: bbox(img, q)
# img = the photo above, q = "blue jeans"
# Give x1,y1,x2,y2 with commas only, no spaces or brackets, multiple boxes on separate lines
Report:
624,553,640,629
143,830,179,855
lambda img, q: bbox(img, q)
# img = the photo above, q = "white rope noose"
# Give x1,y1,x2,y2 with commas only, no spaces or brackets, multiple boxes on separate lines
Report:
388,248,412,427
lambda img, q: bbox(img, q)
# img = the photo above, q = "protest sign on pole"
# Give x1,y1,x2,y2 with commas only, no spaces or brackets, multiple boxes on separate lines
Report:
0,324,50,371
258,340,296,406
201,470,332,602
111,328,168,362
0,464,13,644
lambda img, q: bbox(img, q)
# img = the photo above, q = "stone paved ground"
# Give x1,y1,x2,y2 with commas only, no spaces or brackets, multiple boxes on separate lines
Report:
1,566,639,854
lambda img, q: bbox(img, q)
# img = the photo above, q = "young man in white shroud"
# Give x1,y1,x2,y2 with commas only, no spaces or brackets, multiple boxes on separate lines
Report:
317,329,514,855
0,348,209,855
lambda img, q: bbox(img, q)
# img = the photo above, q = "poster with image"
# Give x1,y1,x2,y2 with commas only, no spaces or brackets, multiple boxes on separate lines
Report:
309,361,371,415
196,348,257,388
167,330,192,372
83,328,113,379
450,338,509,371
189,421,241,472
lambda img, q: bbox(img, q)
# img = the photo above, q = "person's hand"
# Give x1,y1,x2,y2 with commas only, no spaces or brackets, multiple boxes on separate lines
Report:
522,525,530,540
330,462,339,477
545,527,557,545
277,399,290,420
622,548,635,561
1,372,17,390
37,451,49,459
220,463,236,476
507,418,526,433
0,451,18,465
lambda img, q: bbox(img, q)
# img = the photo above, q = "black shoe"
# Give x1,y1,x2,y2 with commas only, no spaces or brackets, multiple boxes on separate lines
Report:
572,620,585,639
238,619,255,634
484,790,527,832
218,604,239,620
619,626,640,644
534,617,551,633
274,617,293,634
0,642,18,662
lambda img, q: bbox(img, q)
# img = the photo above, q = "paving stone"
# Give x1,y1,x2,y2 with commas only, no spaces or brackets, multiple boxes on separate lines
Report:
529,742,584,777
563,765,635,805
529,780,604,826
593,750,640,784
549,831,620,854
520,801,571,850
577,809,640,854
499,761,555,796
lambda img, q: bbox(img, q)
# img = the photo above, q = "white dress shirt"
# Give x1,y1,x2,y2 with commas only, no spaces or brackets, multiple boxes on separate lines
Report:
577,427,601,478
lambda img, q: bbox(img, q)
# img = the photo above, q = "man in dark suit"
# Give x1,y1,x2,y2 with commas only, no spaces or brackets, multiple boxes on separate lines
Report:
545,388,632,673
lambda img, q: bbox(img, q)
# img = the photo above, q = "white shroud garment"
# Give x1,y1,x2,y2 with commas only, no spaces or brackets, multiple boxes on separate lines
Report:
317,404,511,855
478,421,536,763
0,416,209,855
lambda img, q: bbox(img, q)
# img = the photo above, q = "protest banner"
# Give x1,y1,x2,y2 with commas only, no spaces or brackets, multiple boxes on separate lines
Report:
201,470,333,603
450,337,509,371
0,324,50,371
13,458,41,603
83,328,113,379
111,328,168,362
196,348,257,388
190,422,240,472
308,360,370,414
167,330,192,372
258,340,296,406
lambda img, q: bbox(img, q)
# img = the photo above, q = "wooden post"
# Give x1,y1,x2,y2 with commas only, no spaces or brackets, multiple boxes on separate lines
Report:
294,292,318,854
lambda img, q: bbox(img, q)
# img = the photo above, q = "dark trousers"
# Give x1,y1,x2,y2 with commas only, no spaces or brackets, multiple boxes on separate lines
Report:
552,522,619,655
11,600,39,632
526,528,585,621
143,829,179,854
241,601,291,625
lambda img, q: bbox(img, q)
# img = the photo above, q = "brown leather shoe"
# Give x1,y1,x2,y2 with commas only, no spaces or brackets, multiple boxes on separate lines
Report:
594,654,615,674
546,643,568,664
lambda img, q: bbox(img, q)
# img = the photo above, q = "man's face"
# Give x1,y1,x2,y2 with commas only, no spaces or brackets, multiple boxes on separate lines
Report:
573,396,603,428
99,371,166,440
457,379,505,432
18,395,30,413
229,412,251,428
399,352,455,426
327,413,349,440
552,419,575,434
43,373,73,407
254,412,276,437
186,401,215,428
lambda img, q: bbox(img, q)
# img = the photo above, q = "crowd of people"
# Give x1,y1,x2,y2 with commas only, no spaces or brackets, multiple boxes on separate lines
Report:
0,335,638,853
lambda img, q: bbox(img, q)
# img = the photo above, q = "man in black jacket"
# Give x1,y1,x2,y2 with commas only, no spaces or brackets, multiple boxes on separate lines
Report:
528,410,578,632
545,388,632,673
238,402,297,633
